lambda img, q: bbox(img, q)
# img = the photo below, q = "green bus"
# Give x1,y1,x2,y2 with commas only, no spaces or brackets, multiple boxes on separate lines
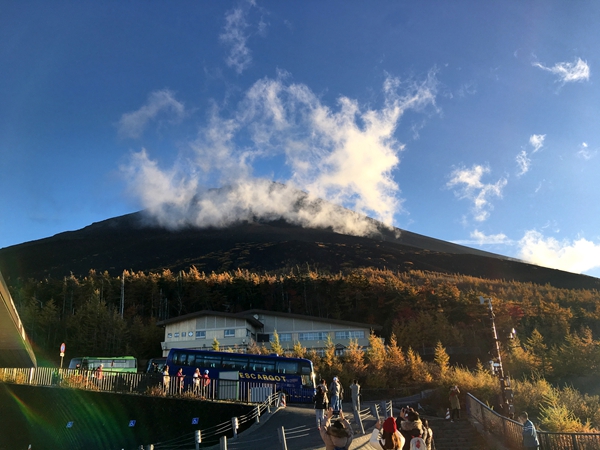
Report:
68,356,138,373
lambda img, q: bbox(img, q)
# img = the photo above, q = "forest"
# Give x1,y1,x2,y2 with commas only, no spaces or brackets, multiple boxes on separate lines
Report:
8,265,600,383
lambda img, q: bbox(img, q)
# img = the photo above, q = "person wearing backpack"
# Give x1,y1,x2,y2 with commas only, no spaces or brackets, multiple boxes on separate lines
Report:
409,428,427,450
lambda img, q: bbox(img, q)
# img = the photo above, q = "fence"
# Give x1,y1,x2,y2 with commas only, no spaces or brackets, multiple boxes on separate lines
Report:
0,366,291,404
139,392,283,449
138,398,394,449
466,393,600,450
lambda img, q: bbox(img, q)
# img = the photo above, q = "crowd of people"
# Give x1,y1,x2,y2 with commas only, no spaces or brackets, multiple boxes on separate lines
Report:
315,379,540,450
314,376,435,450
160,365,211,397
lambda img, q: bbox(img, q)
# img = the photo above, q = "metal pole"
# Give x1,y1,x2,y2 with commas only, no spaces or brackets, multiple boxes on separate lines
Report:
255,405,260,423
353,408,365,435
195,430,201,450
219,436,227,450
380,401,388,417
370,404,380,422
231,417,238,439
277,426,288,450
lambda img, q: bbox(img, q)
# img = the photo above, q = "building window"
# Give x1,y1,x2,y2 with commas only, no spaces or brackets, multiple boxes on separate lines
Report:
167,333,172,338
174,332,179,338
196,331,206,339
298,332,328,341
224,329,235,338
270,333,292,342
335,348,345,356
335,331,365,340
188,331,194,337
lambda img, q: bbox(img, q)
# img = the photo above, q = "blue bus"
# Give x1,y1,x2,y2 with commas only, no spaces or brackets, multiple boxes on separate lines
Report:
166,348,316,403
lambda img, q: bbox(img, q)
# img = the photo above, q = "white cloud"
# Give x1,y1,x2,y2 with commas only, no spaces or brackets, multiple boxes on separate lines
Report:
515,150,531,176
577,142,597,160
122,71,439,236
518,230,600,274
454,229,510,246
516,134,545,176
533,57,590,83
447,164,507,222
220,2,266,74
118,90,186,139
529,134,545,153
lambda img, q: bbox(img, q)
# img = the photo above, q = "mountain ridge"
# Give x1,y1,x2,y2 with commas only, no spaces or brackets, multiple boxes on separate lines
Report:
0,210,598,291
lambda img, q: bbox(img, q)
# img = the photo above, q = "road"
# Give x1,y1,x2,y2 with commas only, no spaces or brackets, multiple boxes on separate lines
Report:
221,404,378,450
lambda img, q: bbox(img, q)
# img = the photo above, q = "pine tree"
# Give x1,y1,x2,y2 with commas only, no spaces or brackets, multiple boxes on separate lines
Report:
270,329,284,356
212,337,220,351
434,341,450,379
292,340,307,359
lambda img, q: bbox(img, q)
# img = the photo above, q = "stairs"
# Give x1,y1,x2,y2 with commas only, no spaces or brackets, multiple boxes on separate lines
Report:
429,417,492,450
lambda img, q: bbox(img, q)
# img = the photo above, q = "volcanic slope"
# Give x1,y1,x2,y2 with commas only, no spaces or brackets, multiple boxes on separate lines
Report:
0,211,599,291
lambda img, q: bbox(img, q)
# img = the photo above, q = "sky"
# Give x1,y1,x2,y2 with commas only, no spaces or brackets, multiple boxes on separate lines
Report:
2,1,600,277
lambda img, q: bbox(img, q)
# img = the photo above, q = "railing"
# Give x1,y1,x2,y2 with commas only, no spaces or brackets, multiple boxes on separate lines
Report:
176,398,393,450
466,393,600,450
0,366,298,404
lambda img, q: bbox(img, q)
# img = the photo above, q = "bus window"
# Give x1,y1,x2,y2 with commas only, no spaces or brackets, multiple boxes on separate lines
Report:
222,356,248,370
68,358,83,369
301,374,314,388
202,355,222,368
276,361,298,374
249,358,275,373
173,352,185,366
299,362,312,375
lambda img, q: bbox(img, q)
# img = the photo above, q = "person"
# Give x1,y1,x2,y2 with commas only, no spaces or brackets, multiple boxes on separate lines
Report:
193,368,201,395
201,369,211,398
449,385,460,422
368,416,404,449
319,407,353,450
176,368,185,394
408,428,427,450
397,408,423,450
350,379,361,412
162,365,170,393
329,376,343,413
421,419,433,450
518,412,540,450
95,364,104,387
314,384,329,430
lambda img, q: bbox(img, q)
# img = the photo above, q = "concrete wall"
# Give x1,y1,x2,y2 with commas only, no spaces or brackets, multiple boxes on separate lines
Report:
0,382,252,450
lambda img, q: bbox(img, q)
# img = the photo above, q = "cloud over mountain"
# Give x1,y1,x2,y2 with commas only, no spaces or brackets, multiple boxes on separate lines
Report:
121,71,438,236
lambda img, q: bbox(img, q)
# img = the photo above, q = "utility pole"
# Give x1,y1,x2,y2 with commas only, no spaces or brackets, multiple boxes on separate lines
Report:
479,296,515,418
120,271,125,319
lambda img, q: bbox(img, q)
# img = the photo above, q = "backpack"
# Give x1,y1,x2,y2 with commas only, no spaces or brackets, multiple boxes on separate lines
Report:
410,437,426,450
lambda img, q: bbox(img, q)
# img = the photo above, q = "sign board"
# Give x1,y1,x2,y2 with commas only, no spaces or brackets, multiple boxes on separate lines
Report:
60,343,66,353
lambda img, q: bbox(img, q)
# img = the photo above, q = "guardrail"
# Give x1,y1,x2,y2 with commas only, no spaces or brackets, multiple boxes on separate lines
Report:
466,393,600,450
0,366,302,404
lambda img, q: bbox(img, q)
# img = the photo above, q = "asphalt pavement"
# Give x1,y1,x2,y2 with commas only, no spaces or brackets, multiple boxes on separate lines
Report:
218,404,378,450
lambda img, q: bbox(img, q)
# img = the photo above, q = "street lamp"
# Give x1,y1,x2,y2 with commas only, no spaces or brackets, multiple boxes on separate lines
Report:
479,296,515,418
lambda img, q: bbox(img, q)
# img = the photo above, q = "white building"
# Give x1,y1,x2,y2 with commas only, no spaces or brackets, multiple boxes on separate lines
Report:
157,309,381,357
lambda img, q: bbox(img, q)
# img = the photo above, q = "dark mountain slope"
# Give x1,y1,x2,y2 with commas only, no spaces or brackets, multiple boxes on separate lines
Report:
1,211,599,291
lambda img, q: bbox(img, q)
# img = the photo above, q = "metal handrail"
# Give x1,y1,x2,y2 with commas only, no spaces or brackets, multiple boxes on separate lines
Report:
466,393,600,450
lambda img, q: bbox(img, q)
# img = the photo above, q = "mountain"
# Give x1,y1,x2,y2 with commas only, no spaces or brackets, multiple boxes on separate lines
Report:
1,210,599,291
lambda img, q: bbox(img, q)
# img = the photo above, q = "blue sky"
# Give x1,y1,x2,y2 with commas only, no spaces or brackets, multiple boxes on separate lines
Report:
2,1,600,277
